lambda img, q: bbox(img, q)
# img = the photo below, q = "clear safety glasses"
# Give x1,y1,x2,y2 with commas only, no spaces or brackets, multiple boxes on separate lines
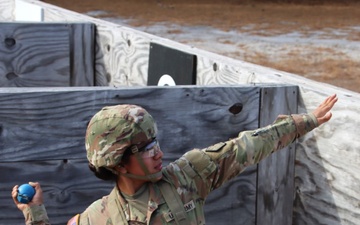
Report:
139,139,161,158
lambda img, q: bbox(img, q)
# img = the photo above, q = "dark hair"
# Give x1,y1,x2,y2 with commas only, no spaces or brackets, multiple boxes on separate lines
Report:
88,163,117,181
88,148,133,181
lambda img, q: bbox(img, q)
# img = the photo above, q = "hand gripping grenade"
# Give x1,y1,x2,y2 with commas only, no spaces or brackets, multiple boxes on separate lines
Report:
17,184,35,204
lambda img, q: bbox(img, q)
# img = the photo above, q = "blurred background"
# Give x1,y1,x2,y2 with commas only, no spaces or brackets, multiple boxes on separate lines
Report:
43,0,360,93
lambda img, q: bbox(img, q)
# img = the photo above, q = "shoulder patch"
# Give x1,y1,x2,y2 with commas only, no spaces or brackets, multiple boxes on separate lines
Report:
205,142,226,152
67,214,80,225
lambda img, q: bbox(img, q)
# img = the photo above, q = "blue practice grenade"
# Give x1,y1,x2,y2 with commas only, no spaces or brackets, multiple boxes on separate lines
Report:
17,184,36,204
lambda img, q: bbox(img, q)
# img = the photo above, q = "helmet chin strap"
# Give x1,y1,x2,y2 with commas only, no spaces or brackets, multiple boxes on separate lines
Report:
122,171,162,182
123,145,162,183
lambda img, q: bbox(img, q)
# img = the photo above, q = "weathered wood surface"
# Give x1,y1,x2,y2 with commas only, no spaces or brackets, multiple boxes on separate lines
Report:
0,22,70,86
257,86,298,225
1,1,360,224
0,0,14,21
0,22,94,87
69,23,95,86
38,3,152,87
1,85,292,225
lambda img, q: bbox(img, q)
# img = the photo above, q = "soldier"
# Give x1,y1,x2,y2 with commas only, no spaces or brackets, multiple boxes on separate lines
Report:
12,94,338,225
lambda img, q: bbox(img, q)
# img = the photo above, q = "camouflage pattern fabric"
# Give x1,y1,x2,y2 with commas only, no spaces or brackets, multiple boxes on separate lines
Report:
25,113,318,225
85,104,157,169
22,204,50,225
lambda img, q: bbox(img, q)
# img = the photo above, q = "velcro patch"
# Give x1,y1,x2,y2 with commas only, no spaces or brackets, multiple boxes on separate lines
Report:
205,142,226,152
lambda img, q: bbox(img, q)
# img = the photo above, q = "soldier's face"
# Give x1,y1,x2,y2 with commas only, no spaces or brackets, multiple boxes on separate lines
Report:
124,142,164,182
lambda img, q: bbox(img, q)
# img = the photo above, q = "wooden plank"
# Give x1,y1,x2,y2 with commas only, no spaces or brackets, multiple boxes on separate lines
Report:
14,1,360,224
293,95,360,225
69,23,95,86
39,6,151,87
0,159,113,225
0,86,260,161
0,22,94,87
256,86,298,225
205,166,258,225
0,85,267,225
0,22,71,87
0,0,14,21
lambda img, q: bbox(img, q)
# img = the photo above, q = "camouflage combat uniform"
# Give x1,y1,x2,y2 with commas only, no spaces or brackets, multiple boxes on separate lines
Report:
24,113,318,225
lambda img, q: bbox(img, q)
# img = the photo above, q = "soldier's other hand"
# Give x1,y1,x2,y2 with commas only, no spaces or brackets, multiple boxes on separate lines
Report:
312,94,338,126
12,182,44,211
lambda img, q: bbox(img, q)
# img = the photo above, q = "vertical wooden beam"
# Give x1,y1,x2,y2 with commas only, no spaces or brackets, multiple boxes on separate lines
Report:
69,23,95,86
256,86,298,225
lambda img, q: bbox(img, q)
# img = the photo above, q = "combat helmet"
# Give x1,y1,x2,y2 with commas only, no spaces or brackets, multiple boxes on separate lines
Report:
85,104,158,172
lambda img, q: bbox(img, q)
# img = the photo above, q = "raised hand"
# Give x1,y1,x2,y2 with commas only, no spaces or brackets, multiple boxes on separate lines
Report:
312,94,338,126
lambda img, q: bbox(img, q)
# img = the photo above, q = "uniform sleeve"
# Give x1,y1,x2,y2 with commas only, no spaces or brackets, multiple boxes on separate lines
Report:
22,204,50,225
183,113,318,196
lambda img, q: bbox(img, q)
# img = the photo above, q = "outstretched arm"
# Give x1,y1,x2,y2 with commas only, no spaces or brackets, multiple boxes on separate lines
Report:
197,94,338,191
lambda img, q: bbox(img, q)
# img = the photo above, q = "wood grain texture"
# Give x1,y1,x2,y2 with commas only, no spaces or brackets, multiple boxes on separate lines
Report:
256,86,298,225
0,85,266,225
38,2,151,87
4,1,360,224
196,56,242,85
0,22,95,87
0,159,113,225
0,86,260,161
69,23,95,86
0,23,71,87
0,0,14,21
291,90,360,225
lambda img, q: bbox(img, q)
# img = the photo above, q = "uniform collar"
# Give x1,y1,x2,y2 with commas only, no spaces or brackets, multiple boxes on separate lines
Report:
108,181,166,224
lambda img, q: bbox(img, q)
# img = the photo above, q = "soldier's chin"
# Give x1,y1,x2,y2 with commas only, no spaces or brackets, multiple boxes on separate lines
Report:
150,173,163,183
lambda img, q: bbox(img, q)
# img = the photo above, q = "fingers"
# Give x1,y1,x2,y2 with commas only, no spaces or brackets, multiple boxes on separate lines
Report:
317,112,333,125
323,94,338,109
28,182,43,206
29,182,41,192
12,185,19,202
313,94,338,126
11,185,27,211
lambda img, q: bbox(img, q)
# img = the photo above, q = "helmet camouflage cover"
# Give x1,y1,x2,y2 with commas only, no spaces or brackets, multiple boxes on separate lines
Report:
85,104,157,169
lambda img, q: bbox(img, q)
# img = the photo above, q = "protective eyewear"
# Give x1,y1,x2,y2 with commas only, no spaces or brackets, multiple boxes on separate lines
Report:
139,139,161,158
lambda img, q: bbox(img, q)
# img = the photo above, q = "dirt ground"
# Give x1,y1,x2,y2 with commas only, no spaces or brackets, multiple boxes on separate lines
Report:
43,0,360,93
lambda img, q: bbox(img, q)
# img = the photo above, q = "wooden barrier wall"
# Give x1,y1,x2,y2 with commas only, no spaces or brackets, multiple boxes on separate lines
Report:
0,85,297,225
0,0,359,224
0,22,95,87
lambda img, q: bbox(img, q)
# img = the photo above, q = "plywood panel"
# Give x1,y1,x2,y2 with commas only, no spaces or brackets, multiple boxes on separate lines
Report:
38,4,150,87
69,23,95,86
256,86,298,225
0,159,113,225
0,86,260,161
0,22,95,87
0,0,14,21
7,1,360,224
0,85,267,225
0,23,70,86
